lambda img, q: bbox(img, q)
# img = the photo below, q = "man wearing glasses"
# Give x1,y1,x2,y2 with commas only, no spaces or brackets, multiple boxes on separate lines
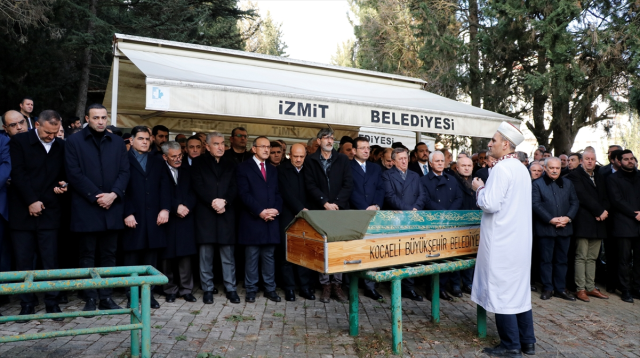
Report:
2,110,29,137
223,127,253,164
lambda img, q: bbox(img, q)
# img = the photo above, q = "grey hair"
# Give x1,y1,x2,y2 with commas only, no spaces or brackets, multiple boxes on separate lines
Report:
544,157,561,167
517,151,528,162
205,131,224,144
390,147,408,160
161,141,182,155
529,162,543,171
429,150,444,162
316,128,334,139
499,134,517,151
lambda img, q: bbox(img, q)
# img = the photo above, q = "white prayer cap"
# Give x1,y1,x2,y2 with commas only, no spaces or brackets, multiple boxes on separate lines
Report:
496,122,524,146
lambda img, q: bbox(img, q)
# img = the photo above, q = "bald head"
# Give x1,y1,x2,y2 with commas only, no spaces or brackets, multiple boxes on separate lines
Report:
290,143,307,169
2,110,27,137
456,156,473,177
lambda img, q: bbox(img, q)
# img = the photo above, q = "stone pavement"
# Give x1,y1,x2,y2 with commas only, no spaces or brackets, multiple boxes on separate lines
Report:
0,282,638,358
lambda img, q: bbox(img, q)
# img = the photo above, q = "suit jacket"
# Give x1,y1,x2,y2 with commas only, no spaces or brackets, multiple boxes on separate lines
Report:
349,159,385,210
599,163,612,178
162,162,197,259
408,161,431,177
277,160,307,240
420,171,463,210
0,134,10,221
8,131,65,230
304,149,353,210
382,167,426,210
223,148,253,165
191,154,237,245
236,157,283,245
122,151,171,251
532,175,579,237
606,169,640,237
565,166,609,239
475,167,490,183
65,127,130,232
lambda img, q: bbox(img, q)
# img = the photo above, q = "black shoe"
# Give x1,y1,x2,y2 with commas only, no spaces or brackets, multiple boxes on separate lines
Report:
299,288,315,300
46,304,64,322
553,290,576,301
462,285,472,294
57,293,69,304
226,291,240,304
521,343,535,355
401,289,423,301
440,290,454,301
631,290,640,300
150,296,160,309
83,298,97,317
621,291,634,303
245,292,256,303
364,289,383,301
483,345,523,357
17,304,35,323
203,291,214,304
530,285,538,292
181,293,197,302
165,294,176,303
265,290,281,302
450,287,463,298
284,289,296,302
540,290,552,300
212,287,218,294
99,298,122,310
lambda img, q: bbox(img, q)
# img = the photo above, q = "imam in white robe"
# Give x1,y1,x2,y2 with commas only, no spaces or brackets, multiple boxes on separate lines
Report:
471,157,532,314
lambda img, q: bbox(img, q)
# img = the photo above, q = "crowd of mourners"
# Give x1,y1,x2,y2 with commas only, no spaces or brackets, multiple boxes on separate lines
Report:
1,97,638,324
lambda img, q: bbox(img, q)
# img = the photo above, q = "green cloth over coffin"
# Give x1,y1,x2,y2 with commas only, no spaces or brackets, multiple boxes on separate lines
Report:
289,210,482,242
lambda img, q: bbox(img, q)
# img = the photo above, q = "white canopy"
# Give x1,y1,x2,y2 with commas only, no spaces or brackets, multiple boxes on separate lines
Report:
104,34,518,139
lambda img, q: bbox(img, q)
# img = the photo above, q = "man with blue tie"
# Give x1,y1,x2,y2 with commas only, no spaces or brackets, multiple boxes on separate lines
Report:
350,137,385,300
408,142,431,177
236,136,283,303
381,147,426,301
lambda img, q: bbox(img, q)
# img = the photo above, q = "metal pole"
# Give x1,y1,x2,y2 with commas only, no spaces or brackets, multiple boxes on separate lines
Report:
349,274,359,336
130,276,140,358
141,284,151,358
431,273,440,323
477,305,487,338
390,279,402,355
110,55,119,127
415,131,421,145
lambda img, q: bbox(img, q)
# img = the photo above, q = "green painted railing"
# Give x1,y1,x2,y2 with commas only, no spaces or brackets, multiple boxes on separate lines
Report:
0,266,168,358
349,256,486,355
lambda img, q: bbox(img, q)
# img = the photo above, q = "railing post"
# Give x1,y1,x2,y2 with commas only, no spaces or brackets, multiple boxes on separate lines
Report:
349,274,359,336
130,273,140,358
431,273,440,323
390,279,402,355
141,284,151,358
477,304,487,338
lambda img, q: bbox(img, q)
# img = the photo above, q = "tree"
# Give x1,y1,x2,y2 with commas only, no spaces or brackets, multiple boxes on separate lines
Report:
239,4,287,57
0,0,57,42
330,39,356,67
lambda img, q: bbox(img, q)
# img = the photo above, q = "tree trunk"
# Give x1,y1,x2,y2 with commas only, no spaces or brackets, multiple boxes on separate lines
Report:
550,95,573,155
525,48,550,149
468,0,483,153
74,0,97,119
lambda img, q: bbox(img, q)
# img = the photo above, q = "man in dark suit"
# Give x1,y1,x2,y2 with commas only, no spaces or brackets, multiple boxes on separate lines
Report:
191,132,239,304
453,156,478,295
277,143,315,301
185,135,202,166
565,149,610,302
607,149,640,303
223,127,252,164
382,147,426,301
65,103,129,313
0,119,9,292
602,148,624,293
408,142,431,177
161,141,197,303
9,110,67,320
350,137,385,301
236,136,283,303
422,151,463,301
305,128,353,303
474,155,496,183
532,157,580,301
600,145,623,177
19,97,36,130
2,110,28,138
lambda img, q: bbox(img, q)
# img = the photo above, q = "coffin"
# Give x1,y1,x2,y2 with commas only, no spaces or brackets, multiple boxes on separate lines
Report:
285,210,481,274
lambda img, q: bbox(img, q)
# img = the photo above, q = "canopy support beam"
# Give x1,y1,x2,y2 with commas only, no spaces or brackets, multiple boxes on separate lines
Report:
110,56,119,127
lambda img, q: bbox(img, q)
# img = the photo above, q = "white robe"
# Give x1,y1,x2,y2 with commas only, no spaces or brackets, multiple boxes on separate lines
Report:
471,158,532,314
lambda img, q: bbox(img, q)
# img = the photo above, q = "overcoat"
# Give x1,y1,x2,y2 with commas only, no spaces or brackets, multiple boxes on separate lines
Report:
381,167,426,210
190,154,237,245
606,169,640,238
65,127,129,232
420,171,463,210
122,151,171,251
0,134,10,222
565,166,609,239
277,160,307,239
531,175,579,237
304,149,353,210
9,131,66,230
349,159,385,210
162,162,197,259
236,158,283,245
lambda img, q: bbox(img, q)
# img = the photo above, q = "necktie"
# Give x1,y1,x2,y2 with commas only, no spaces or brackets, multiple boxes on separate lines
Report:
260,162,267,181
423,164,428,175
361,163,366,173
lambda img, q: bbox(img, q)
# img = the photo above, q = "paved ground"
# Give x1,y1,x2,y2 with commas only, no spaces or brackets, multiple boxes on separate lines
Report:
0,282,638,358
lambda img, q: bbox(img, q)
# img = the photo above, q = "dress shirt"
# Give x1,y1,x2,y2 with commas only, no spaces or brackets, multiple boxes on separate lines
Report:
38,136,54,153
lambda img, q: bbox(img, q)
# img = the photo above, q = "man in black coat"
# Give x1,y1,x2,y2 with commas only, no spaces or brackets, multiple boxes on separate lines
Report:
565,150,610,302
9,110,67,320
277,143,315,302
606,149,640,303
602,148,623,293
191,132,239,304
223,127,252,164
600,145,623,177
532,157,579,301
65,104,129,312
122,126,171,308
408,142,431,177
453,156,477,295
160,142,197,303
304,128,353,303
382,147,426,301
